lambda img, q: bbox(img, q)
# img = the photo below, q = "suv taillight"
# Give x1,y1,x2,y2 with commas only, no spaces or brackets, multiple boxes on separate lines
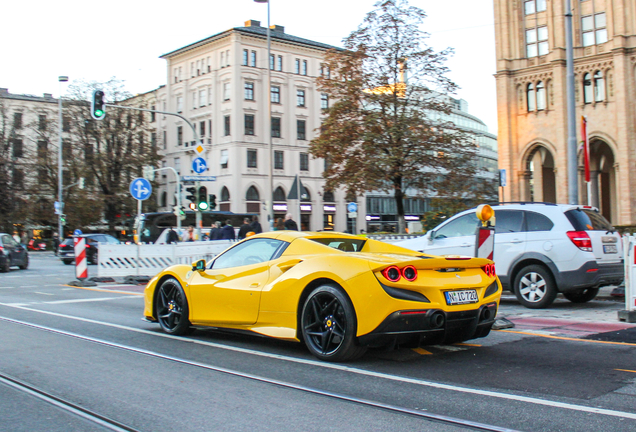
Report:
567,231,592,252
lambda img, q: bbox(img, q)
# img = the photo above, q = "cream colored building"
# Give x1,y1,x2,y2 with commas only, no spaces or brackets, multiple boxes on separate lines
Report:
494,0,636,225
151,20,357,232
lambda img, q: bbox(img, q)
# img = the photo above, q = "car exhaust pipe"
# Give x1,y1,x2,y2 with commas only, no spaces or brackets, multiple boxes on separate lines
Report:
480,307,492,322
429,311,445,329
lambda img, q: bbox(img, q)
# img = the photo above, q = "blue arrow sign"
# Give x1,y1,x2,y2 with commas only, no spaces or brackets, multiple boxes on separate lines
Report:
130,178,152,201
74,229,83,236
192,157,207,174
347,202,358,213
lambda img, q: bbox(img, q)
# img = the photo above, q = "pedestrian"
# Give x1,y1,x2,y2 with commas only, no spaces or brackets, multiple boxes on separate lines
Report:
220,219,235,240
237,218,253,240
52,233,60,256
274,218,285,231
209,221,222,240
166,227,179,244
284,213,298,231
250,215,262,234
12,232,21,244
182,225,195,242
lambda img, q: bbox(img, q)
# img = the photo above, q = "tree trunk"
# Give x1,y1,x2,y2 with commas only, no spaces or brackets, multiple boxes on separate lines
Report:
394,186,406,234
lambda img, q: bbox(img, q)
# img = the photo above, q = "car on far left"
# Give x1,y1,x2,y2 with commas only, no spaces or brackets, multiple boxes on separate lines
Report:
0,233,29,272
58,233,121,265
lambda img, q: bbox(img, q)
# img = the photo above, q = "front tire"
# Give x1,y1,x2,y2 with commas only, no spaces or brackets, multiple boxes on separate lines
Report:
155,277,191,335
301,285,366,362
563,288,599,303
513,264,557,309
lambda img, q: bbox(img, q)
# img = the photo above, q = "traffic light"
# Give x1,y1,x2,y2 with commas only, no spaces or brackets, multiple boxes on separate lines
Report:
197,186,208,211
60,214,67,225
91,90,106,120
209,194,217,211
185,186,196,202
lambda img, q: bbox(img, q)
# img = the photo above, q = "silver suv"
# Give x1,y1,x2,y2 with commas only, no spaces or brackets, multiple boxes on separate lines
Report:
396,203,624,308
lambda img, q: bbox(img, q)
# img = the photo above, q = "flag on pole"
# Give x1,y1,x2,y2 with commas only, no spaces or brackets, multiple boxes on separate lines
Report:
581,116,590,182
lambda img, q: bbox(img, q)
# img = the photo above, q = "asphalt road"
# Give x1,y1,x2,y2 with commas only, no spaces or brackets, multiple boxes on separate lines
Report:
1,253,635,431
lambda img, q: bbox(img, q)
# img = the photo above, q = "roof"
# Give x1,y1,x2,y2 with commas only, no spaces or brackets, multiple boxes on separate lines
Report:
160,24,340,59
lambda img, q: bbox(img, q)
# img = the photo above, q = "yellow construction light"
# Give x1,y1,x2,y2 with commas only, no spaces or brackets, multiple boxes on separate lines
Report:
476,204,494,226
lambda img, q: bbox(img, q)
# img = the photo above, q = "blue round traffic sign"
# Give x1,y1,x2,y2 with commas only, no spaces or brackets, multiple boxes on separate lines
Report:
192,157,207,174
347,202,358,213
74,229,83,236
130,178,152,201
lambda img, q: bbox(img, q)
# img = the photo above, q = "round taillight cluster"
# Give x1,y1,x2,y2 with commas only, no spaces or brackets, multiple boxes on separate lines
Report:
482,263,496,277
381,265,418,282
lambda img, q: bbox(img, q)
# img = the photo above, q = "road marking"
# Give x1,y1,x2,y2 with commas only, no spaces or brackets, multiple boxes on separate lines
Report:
616,369,636,374
34,292,54,296
496,329,636,347
1,303,636,421
19,286,38,289
455,343,482,347
44,296,138,305
412,347,432,355
63,285,143,296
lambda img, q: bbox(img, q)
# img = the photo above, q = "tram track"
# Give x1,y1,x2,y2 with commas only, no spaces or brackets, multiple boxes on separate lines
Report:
0,315,518,432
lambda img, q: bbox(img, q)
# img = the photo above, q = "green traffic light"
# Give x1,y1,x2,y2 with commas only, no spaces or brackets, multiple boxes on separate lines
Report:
94,110,104,117
198,201,209,211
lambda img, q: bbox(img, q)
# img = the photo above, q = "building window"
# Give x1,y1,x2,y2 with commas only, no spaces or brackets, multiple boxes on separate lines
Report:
199,90,206,107
296,90,306,107
295,59,300,74
245,82,254,100
38,115,46,131
221,186,230,202
246,186,259,201
63,116,71,132
200,121,206,137
583,73,593,104
177,96,183,113
300,152,309,171
527,83,536,111
192,91,197,109
271,86,281,104
221,51,225,67
13,112,22,129
244,114,255,135
220,149,228,169
224,115,231,136
536,81,546,110
297,120,306,140
150,107,156,122
37,140,47,159
582,13,608,46
321,93,329,109
243,49,248,66
151,132,157,150
225,50,230,66
594,71,605,102
250,50,257,67
277,55,283,71
526,26,548,57
13,169,24,188
223,82,230,101
524,0,546,14
273,186,286,201
12,139,23,158
163,131,167,150
177,126,183,146
274,150,284,170
247,149,257,168
302,60,307,75
271,117,281,138
270,54,275,70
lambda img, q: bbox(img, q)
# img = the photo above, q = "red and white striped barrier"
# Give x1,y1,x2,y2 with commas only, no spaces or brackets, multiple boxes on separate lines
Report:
74,237,88,280
475,226,494,260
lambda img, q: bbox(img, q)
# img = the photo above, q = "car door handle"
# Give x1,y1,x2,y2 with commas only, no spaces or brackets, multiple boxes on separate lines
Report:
250,283,260,288
511,239,523,244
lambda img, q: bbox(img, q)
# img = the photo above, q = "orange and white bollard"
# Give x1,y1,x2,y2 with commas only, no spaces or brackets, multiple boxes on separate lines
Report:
74,237,88,280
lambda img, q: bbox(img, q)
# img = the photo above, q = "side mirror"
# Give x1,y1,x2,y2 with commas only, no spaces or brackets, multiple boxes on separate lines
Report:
192,259,206,272
427,230,435,243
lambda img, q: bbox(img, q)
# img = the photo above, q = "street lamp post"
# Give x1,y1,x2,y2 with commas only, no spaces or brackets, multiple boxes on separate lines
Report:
254,0,274,230
57,76,68,238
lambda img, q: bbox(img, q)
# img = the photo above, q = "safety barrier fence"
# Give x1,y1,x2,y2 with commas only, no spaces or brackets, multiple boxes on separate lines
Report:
621,234,636,322
97,241,234,278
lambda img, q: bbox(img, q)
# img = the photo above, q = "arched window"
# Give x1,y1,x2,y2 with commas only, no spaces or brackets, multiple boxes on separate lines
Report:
221,186,230,202
536,81,546,111
583,73,593,104
246,185,259,201
594,71,605,102
273,186,286,201
301,188,311,202
527,83,536,112
323,190,334,202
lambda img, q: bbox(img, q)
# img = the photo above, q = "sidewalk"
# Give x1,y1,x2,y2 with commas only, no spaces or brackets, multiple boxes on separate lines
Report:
496,285,636,342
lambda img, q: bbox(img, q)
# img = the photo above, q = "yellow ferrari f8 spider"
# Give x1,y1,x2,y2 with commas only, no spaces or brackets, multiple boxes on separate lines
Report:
143,231,501,362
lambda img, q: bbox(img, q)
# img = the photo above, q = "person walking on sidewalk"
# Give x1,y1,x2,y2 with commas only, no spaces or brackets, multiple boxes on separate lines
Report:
284,213,298,231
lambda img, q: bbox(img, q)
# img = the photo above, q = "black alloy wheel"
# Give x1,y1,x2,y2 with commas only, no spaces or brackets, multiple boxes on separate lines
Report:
155,277,191,335
301,285,366,362
563,288,599,303
513,264,557,309
18,255,28,270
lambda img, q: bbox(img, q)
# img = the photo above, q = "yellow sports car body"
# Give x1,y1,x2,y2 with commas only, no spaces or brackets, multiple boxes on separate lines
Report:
143,231,501,362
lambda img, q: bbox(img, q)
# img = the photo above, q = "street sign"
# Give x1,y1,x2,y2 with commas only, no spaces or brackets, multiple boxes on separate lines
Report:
74,229,83,236
54,201,62,215
499,169,507,187
192,157,207,174
347,202,358,213
130,178,152,201
195,142,205,155
348,211,358,219
181,175,216,181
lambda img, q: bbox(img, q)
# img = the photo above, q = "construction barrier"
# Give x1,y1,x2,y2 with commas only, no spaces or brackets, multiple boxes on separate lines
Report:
619,235,636,322
97,240,234,278
74,237,88,280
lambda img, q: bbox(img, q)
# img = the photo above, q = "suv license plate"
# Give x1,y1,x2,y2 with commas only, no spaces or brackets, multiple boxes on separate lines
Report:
444,289,478,305
603,245,618,254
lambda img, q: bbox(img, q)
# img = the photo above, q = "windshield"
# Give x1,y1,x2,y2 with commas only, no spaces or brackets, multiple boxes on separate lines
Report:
565,209,614,231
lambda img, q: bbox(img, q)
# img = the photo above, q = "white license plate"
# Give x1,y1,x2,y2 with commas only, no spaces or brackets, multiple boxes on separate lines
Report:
603,245,617,254
444,289,478,305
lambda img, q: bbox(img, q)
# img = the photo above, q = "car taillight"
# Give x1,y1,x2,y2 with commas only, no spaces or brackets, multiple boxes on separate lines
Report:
482,263,496,277
402,265,417,282
566,231,593,252
382,266,401,282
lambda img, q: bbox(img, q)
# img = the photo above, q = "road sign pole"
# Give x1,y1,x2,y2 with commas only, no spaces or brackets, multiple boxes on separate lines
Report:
195,181,202,240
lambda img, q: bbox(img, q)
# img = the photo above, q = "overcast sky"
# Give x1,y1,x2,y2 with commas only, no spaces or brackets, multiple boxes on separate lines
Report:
2,0,497,132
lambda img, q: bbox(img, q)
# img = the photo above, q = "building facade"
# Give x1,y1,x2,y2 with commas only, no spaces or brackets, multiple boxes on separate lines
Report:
494,0,636,225
150,20,356,232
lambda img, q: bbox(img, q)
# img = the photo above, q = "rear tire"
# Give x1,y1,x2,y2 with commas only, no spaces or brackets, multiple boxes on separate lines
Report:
1,259,9,272
563,288,599,303
63,259,73,265
513,264,557,309
19,255,28,270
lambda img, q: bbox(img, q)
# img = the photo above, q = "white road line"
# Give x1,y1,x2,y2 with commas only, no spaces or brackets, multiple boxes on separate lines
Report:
44,296,138,305
19,286,38,289
34,292,54,296
0,302,635,421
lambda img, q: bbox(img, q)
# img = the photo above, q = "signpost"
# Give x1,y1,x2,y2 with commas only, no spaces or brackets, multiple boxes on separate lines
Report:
192,157,207,174
347,202,358,234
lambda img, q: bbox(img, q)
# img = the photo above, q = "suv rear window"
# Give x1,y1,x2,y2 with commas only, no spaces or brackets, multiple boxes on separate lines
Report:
565,209,614,231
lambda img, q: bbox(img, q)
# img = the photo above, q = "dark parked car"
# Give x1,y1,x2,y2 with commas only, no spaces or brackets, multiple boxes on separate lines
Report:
0,233,29,272
58,234,121,265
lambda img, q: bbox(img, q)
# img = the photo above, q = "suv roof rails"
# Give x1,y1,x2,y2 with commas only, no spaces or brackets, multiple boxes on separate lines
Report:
486,201,559,206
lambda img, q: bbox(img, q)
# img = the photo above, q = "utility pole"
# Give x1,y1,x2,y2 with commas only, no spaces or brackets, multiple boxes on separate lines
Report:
565,0,579,204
